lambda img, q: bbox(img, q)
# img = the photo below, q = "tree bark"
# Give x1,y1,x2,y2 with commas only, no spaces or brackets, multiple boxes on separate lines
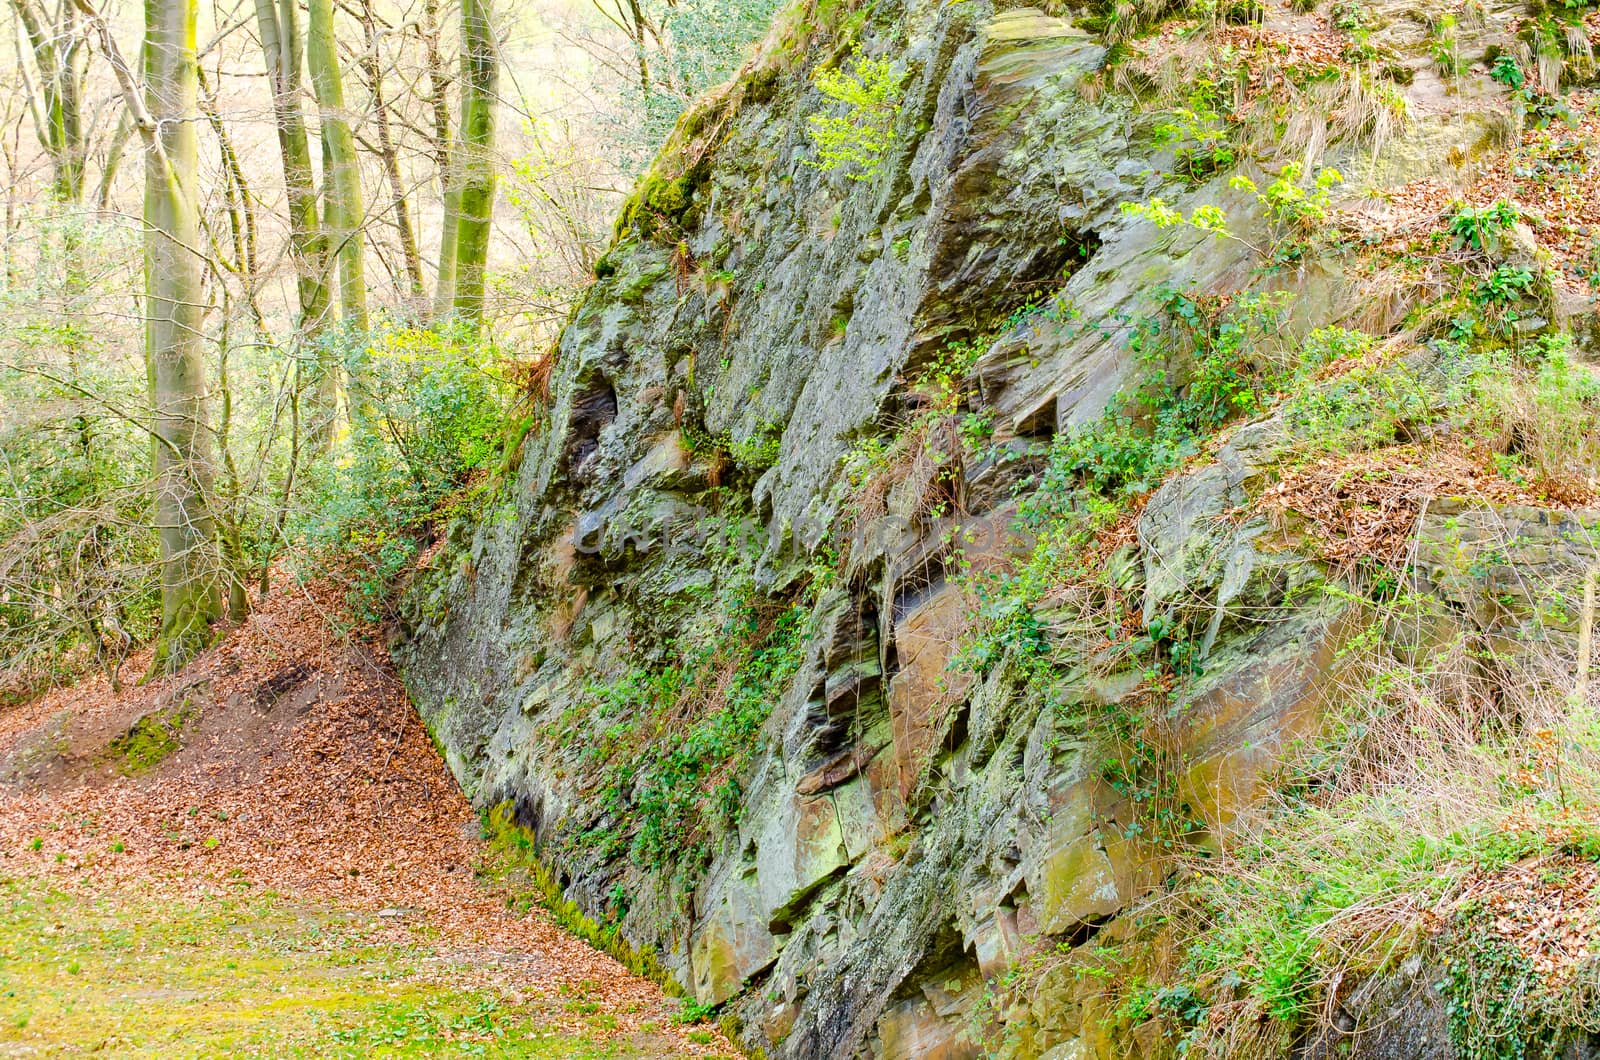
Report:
10,0,87,202
306,0,368,334
251,0,337,448
421,0,451,319
442,0,497,325
140,0,222,673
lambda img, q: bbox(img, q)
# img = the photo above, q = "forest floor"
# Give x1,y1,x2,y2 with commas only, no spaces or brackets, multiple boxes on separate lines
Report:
0,576,732,1058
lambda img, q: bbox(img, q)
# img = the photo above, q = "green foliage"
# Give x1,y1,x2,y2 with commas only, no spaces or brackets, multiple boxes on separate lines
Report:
806,47,908,180
957,290,1299,684
575,586,816,890
1474,263,1537,307
1122,163,1341,262
1152,105,1236,183
1229,163,1343,257
1447,200,1520,251
1043,290,1294,503
730,421,784,472
1280,337,1435,456
290,320,506,621
1430,12,1462,76
1487,52,1574,128
1491,52,1527,90
1469,333,1600,492
0,210,158,696
1118,197,1231,240
1444,917,1562,1060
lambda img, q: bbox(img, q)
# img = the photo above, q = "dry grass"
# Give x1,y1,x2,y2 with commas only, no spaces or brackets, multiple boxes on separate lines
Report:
1125,500,1600,1051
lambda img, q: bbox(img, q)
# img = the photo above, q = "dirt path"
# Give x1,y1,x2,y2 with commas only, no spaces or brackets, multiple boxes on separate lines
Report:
0,577,729,1058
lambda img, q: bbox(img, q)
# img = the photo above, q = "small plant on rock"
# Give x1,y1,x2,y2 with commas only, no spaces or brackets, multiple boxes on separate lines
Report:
1229,162,1343,258
1153,104,1236,183
1447,200,1520,252
806,47,908,181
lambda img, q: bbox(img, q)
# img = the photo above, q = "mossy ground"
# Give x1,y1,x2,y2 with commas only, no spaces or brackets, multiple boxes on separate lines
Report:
0,875,689,1058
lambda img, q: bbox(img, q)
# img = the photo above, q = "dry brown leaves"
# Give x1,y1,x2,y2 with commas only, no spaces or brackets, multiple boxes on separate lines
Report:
1135,17,1348,106
1455,852,1600,987
1254,444,1582,565
1359,90,1600,284
1215,23,1348,80
0,573,729,1055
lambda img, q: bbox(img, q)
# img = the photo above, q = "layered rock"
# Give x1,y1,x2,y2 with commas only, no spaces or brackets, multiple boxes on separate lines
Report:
395,0,1598,1055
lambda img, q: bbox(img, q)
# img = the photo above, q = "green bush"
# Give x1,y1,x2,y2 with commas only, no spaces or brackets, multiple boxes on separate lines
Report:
806,47,908,180
290,320,506,620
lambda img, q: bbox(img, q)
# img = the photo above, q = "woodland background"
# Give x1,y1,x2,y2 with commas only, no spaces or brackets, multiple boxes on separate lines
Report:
0,0,778,695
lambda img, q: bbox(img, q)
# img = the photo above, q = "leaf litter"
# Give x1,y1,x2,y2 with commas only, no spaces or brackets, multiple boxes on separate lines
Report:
0,572,732,1056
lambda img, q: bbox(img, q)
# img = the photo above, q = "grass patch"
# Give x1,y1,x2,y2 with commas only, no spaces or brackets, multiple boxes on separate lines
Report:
0,876,653,1057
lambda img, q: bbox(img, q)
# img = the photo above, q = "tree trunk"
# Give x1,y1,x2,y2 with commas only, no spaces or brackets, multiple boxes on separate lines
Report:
142,0,221,673
356,0,425,310
10,0,87,203
306,0,368,335
251,0,337,448
422,0,452,319
443,0,497,325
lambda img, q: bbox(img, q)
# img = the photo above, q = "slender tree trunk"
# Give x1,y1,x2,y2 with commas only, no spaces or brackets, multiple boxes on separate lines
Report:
141,0,221,673
442,0,497,325
215,290,251,623
625,0,650,93
10,0,87,202
421,0,451,318
356,0,424,308
252,0,337,450
96,109,132,208
306,0,368,334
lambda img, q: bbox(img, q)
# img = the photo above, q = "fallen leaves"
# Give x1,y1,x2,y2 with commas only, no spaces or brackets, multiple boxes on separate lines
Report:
0,572,730,1055
1254,444,1586,565
1455,853,1600,990
1357,90,1600,287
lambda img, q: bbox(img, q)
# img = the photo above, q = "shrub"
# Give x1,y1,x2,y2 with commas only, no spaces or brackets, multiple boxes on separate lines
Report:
290,320,506,620
806,47,908,180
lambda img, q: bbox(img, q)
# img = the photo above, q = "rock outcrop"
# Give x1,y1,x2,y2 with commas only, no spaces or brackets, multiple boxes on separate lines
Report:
396,0,1600,1055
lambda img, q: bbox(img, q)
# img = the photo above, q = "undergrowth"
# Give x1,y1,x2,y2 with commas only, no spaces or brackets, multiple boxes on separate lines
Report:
566,583,819,895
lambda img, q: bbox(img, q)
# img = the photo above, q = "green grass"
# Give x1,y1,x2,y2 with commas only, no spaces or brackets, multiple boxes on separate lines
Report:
0,875,671,1058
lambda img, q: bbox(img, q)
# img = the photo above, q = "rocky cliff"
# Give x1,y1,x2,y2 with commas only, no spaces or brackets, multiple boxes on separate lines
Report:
396,0,1600,1054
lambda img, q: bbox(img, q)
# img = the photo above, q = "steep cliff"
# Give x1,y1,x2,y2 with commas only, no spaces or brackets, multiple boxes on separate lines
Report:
396,0,1600,1055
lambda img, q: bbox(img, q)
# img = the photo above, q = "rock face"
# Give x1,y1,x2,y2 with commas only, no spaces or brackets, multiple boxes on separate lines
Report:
394,0,1598,1055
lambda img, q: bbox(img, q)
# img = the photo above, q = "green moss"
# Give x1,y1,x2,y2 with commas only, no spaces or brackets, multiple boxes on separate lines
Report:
612,125,721,243
478,803,682,992
108,701,194,775
498,413,538,474
617,262,672,304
